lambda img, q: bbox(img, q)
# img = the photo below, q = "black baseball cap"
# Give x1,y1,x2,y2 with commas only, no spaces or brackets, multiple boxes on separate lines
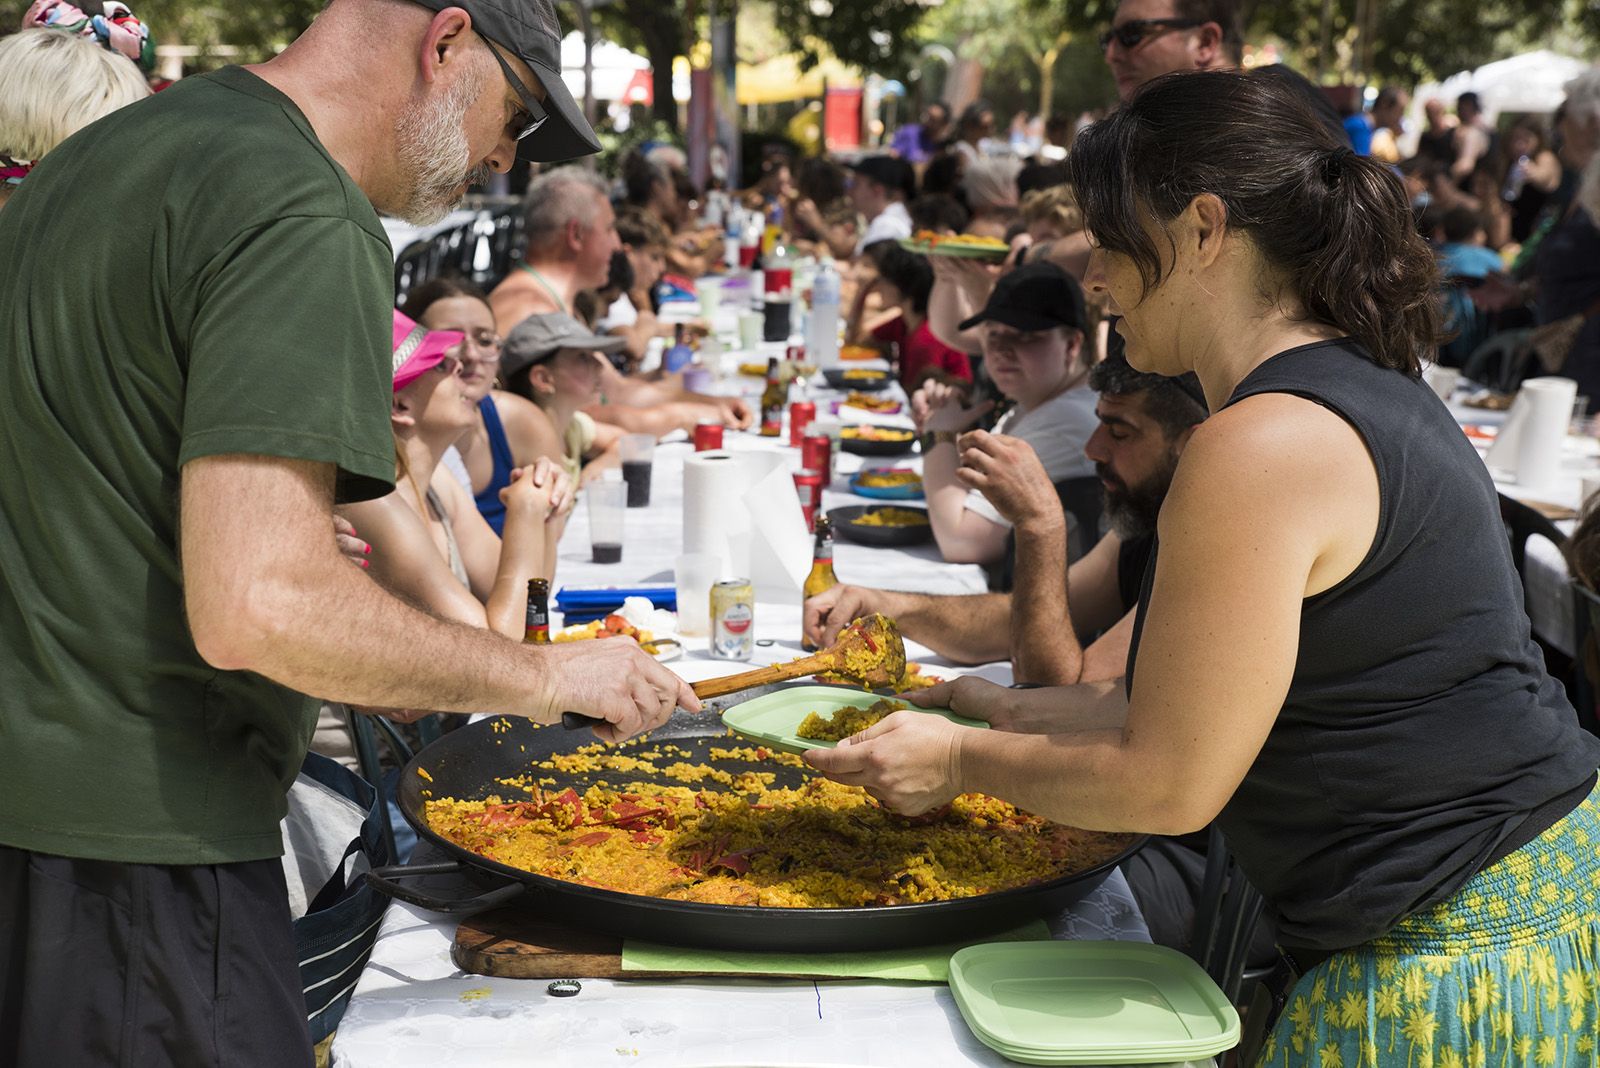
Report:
849,155,916,201
410,0,601,163
958,262,1087,333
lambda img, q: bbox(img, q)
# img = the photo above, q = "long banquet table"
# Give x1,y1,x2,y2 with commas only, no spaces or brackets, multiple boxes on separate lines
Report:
329,349,1206,1068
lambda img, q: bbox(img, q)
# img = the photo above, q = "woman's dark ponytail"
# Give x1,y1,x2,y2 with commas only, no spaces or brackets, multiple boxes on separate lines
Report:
1070,70,1443,375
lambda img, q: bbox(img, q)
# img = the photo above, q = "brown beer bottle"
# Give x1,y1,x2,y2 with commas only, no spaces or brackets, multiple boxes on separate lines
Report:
759,356,785,437
524,578,551,644
801,515,838,651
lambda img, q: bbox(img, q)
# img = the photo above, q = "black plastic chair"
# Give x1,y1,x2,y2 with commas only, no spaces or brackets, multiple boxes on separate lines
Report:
1497,493,1568,583
1190,825,1268,1005
992,474,1105,591
347,708,444,862
1567,580,1600,739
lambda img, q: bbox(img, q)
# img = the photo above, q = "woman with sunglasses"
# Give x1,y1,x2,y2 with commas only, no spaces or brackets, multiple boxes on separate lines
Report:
402,277,574,541
808,70,1600,1065
338,310,571,645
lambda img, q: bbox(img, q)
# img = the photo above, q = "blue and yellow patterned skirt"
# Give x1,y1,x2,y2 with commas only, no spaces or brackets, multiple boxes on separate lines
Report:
1258,781,1600,1067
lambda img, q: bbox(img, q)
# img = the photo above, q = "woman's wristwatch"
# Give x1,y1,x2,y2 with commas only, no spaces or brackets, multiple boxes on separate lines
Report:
923,430,961,450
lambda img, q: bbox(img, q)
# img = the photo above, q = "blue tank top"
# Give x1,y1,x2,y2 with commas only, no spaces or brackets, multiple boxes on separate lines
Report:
473,396,515,536
1125,339,1600,950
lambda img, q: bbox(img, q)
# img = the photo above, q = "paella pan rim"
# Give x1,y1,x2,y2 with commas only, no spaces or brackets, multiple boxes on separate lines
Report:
393,713,1148,950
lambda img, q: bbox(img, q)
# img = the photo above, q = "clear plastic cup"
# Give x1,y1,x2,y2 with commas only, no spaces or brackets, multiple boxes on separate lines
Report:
586,482,627,563
673,552,720,637
619,433,655,507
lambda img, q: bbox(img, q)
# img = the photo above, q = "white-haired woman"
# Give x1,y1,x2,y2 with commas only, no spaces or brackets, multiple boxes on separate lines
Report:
0,3,152,209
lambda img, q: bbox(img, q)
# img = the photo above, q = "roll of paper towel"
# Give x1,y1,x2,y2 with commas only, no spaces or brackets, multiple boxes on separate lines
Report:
1484,376,1576,491
682,450,797,588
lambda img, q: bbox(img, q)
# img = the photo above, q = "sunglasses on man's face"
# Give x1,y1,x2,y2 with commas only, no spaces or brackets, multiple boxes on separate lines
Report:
480,34,548,142
1098,17,1207,51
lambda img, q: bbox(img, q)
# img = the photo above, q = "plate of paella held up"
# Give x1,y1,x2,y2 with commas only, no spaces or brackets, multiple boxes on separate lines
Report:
899,231,1012,261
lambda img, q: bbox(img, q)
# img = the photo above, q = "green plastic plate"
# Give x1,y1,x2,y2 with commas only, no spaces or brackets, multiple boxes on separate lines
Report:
948,941,1240,1064
898,237,1010,261
720,684,988,755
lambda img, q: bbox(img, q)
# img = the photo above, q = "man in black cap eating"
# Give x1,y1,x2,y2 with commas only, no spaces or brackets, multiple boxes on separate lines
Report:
912,261,1100,566
0,3,699,1065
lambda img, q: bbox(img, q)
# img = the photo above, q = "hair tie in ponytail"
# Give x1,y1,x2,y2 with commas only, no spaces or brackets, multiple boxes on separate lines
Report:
1321,146,1355,186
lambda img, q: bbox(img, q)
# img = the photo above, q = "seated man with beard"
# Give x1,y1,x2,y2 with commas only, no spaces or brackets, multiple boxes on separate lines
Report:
805,349,1206,686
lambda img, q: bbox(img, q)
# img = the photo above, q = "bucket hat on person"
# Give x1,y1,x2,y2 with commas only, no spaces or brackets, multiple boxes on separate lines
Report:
392,310,464,391
408,0,602,163
958,261,1087,334
501,312,627,379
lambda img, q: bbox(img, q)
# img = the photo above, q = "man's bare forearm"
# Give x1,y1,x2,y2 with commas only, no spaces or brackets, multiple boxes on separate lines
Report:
887,589,1013,664
1009,518,1083,685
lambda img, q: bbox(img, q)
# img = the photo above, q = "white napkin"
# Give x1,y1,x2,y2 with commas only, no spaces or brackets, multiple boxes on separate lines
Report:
1484,376,1576,491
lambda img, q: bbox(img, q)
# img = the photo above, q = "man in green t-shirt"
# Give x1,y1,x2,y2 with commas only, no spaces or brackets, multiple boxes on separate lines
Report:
0,2,698,1065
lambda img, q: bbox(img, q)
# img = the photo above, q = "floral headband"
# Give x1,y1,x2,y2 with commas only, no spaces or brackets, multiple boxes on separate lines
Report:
23,1,154,73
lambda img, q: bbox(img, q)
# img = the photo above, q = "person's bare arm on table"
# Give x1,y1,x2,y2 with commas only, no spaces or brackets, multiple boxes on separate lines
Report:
446,460,568,637
957,431,1128,684
185,454,699,742
804,584,1013,664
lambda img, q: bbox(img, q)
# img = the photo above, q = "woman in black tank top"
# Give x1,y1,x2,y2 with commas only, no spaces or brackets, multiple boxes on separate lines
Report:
805,71,1600,1067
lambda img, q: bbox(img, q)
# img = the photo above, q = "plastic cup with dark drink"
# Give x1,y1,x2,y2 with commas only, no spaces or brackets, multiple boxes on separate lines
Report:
587,480,627,563
619,433,655,508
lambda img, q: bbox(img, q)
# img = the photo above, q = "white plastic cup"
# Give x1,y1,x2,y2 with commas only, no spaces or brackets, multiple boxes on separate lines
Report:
738,310,764,352
673,552,720,637
698,277,722,320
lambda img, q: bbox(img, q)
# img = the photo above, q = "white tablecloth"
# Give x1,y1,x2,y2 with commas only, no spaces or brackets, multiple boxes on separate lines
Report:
330,357,1207,1068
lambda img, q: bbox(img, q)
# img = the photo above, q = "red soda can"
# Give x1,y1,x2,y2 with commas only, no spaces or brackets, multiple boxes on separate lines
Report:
788,401,816,446
793,468,823,512
694,422,725,451
801,434,832,484
786,343,806,362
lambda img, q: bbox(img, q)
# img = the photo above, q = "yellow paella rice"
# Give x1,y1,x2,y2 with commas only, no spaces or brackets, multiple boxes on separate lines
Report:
853,507,929,527
816,662,942,692
856,470,922,489
426,774,1134,908
796,699,907,742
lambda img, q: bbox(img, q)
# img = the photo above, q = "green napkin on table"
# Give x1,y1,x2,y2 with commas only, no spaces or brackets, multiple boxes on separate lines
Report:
621,920,1051,983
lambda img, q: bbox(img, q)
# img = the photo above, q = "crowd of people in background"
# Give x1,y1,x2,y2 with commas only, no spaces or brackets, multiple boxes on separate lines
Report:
7,0,1600,1064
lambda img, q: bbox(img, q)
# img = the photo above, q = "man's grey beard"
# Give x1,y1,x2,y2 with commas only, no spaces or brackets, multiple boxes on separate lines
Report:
392,70,494,226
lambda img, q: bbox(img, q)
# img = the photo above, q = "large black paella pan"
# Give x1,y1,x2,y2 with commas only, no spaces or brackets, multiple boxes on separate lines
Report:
366,693,1145,953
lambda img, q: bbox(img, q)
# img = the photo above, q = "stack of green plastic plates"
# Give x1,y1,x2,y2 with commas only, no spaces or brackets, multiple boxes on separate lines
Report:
948,942,1240,1064
720,684,988,755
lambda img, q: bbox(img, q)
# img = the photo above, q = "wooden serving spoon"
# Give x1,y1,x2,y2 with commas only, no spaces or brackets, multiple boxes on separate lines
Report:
560,614,906,729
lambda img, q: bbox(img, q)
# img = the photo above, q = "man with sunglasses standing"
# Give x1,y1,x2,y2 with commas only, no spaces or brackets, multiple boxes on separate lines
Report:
0,2,699,1066
1100,0,1242,101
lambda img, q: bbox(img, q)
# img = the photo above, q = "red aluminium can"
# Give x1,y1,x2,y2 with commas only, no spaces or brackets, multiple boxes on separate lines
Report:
801,434,832,483
693,422,724,451
793,469,824,514
788,401,817,446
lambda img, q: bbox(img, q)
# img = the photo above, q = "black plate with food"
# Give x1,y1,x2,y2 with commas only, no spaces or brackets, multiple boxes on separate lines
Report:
839,425,917,457
823,367,892,392
364,706,1143,953
829,504,934,547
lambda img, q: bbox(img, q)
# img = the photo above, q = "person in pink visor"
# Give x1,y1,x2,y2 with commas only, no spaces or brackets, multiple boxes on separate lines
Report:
342,311,572,641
